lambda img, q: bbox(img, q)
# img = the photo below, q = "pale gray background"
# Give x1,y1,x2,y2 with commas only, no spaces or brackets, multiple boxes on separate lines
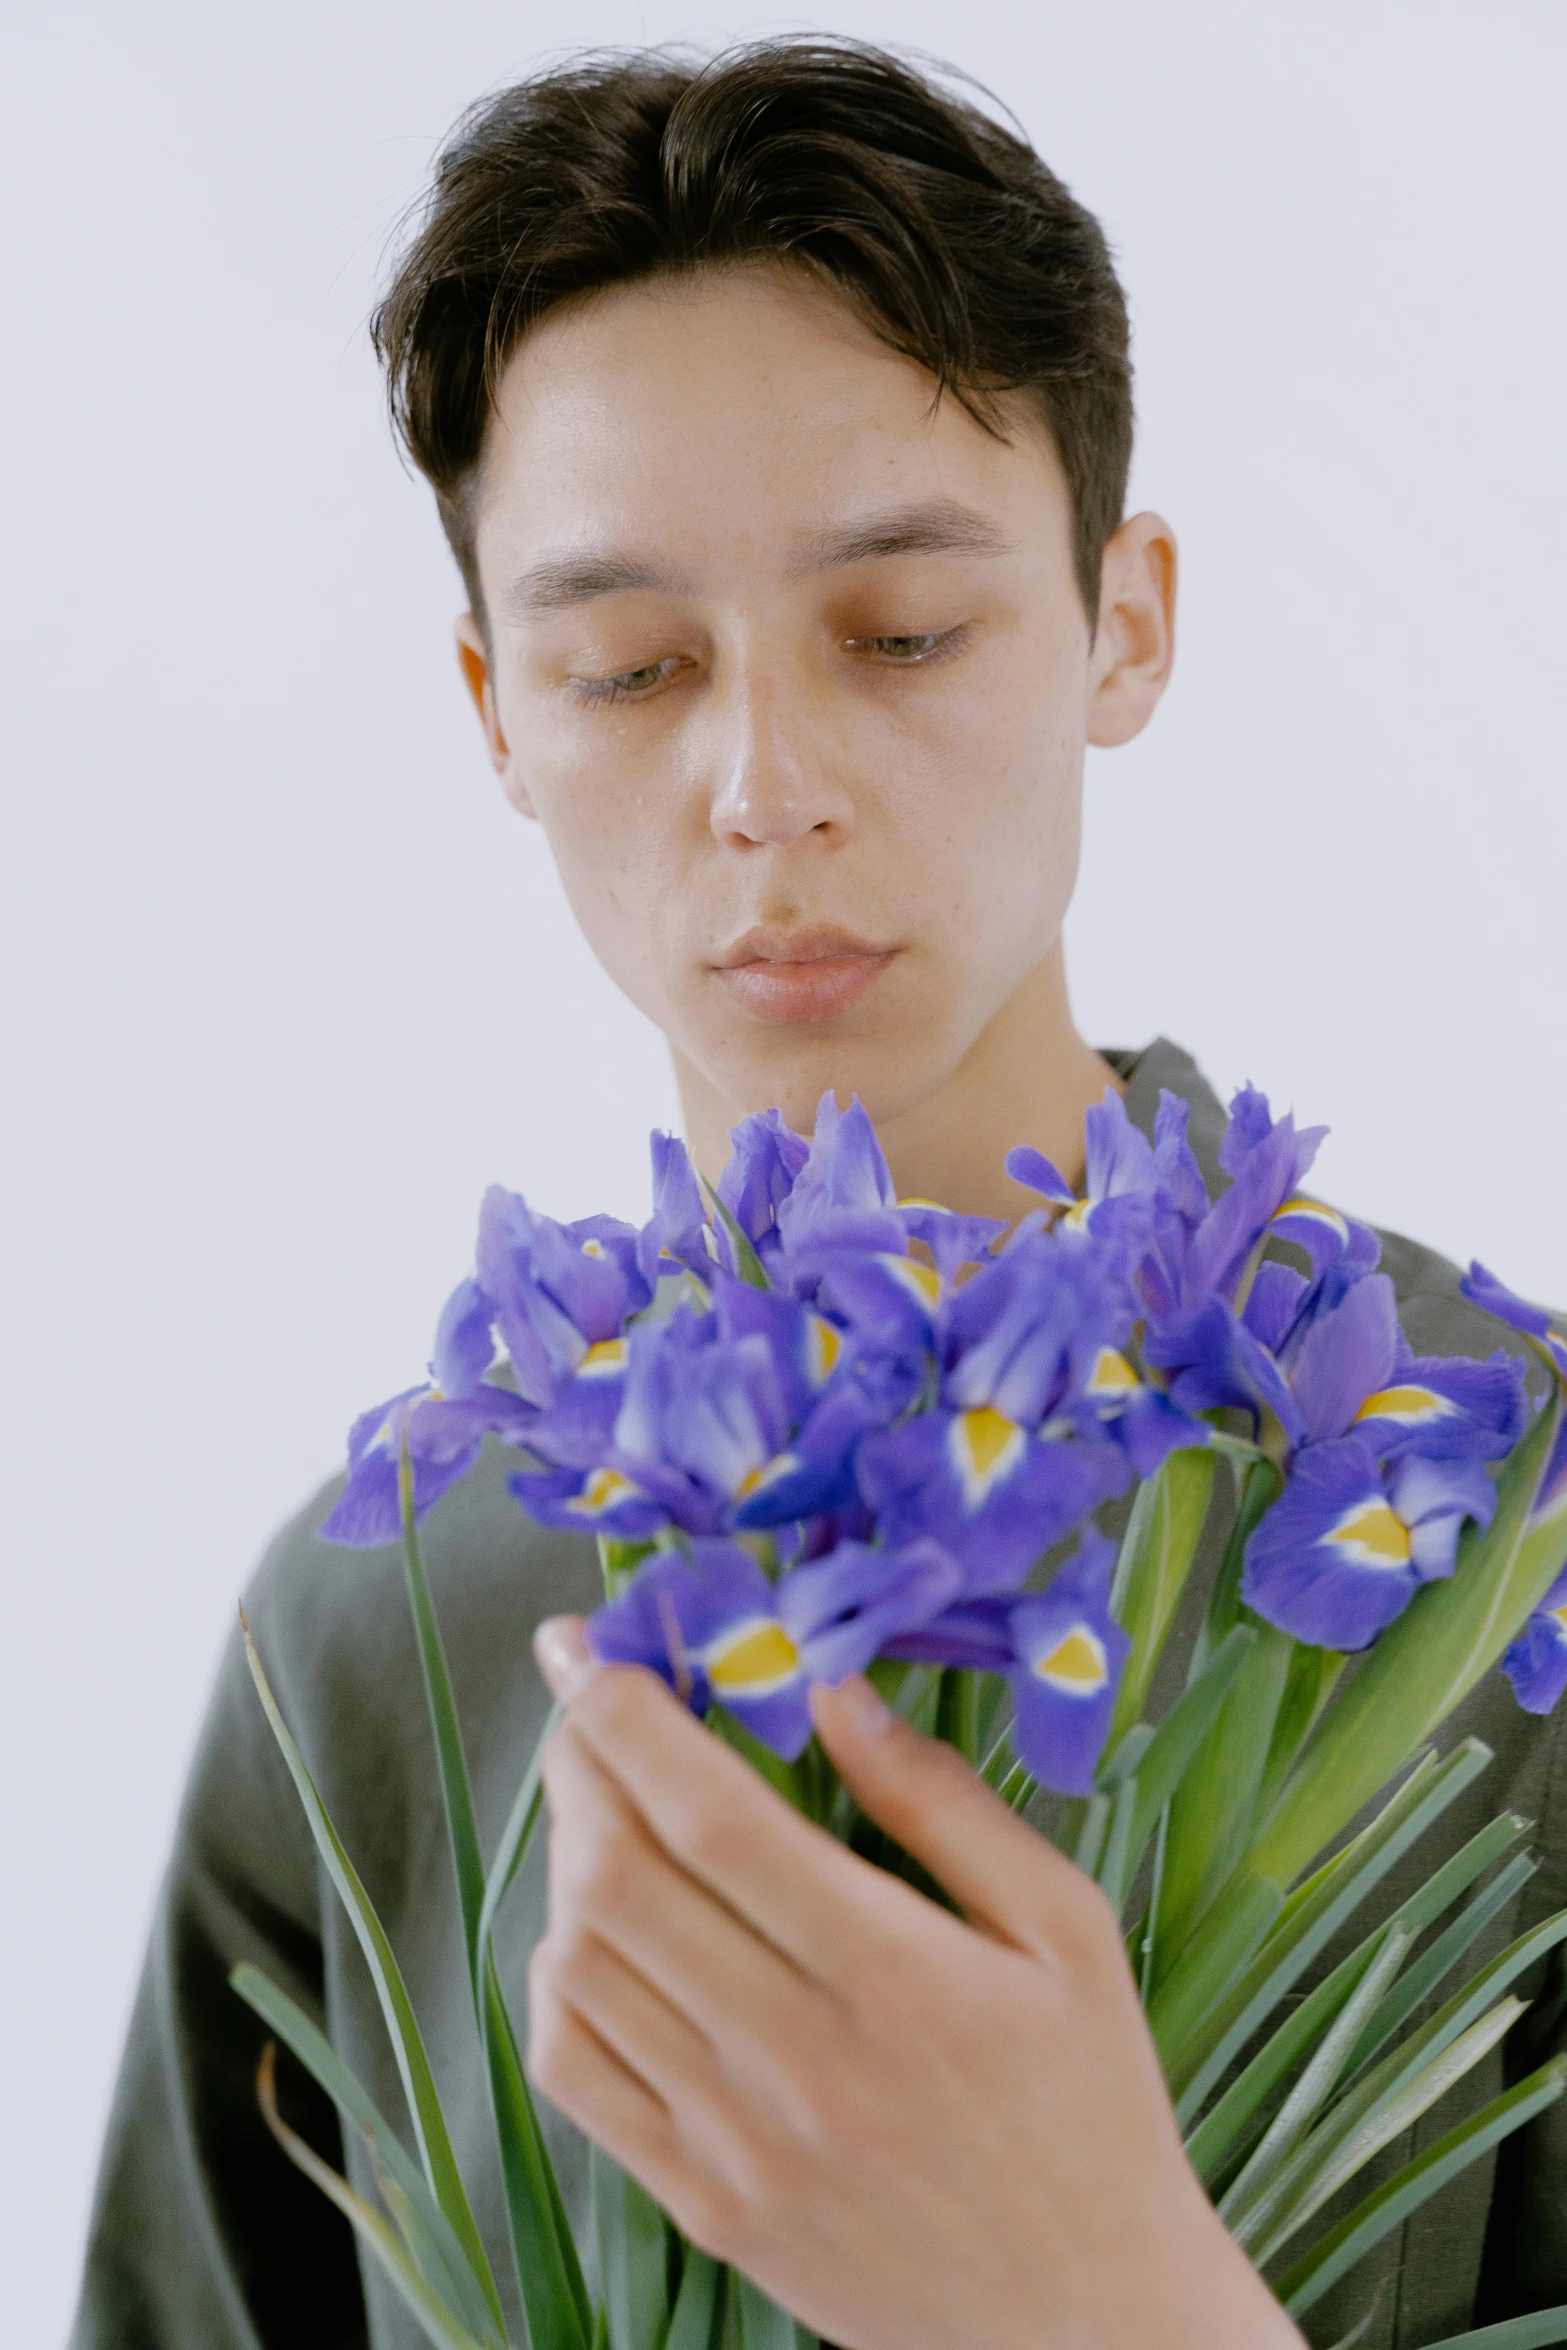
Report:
2,1,1562,2329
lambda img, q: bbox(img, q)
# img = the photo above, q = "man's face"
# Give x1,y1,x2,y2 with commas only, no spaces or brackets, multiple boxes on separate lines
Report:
463,265,1163,1137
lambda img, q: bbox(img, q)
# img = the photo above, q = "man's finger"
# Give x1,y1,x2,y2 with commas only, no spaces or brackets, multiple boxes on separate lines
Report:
553,1656,904,1978
810,1676,1113,1973
543,1716,822,2061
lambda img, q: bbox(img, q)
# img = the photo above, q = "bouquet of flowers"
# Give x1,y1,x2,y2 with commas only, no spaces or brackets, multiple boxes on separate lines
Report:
233,1081,1567,2349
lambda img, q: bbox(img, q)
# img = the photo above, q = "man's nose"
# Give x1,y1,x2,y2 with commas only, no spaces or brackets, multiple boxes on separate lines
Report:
705,666,856,851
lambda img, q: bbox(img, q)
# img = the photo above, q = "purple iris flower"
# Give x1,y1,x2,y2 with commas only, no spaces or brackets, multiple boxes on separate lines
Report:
1241,1437,1497,1650
940,1229,1128,1424
1502,1565,1567,1715
1462,1262,1567,1529
1149,1259,1524,1477
1139,1084,1329,1322
637,1133,713,1288
773,1093,909,1266
853,1228,1181,1590
586,1536,961,1758
1005,1089,1165,1257
717,1108,811,1269
857,1408,1127,1593
476,1184,649,1408
883,1536,1129,1794
319,1275,535,1546
510,1288,914,1541
894,1202,1009,1280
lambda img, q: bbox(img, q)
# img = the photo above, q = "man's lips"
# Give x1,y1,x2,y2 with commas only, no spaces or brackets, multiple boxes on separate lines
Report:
710,927,898,1025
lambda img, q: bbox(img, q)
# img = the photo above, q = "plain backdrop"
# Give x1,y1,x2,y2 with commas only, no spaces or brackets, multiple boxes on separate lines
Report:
2,0,1562,2327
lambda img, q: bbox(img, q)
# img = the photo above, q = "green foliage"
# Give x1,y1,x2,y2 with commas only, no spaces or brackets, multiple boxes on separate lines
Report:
235,1367,1567,2348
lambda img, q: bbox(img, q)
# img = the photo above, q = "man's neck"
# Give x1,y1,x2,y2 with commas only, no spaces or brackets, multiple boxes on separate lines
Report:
675,940,1120,1224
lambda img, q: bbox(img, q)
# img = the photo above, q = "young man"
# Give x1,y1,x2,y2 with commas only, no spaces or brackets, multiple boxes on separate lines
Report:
73,40,1567,2350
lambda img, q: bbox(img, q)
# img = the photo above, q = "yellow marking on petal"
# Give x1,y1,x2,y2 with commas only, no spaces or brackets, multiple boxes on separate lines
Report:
706,1618,801,1696
566,1466,642,1518
579,1338,628,1377
1353,1384,1452,1426
807,1315,843,1384
1033,1624,1109,1695
1549,1605,1567,1632
950,1406,1026,1504
1059,1198,1091,1230
734,1452,799,1500
1088,1348,1139,1395
897,1196,950,1211
878,1254,943,1308
1273,1196,1349,1243
580,1237,607,1259
1326,1500,1412,1569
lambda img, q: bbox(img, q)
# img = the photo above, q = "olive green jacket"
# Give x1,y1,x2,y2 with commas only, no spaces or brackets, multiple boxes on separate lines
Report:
71,1040,1567,2350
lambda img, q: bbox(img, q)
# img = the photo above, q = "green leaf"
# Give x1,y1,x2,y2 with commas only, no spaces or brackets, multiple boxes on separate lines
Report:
253,2040,496,2350
1148,1872,1286,2079
1095,1776,1142,1917
1117,1624,1256,1891
1096,1722,1155,1794
239,1614,506,2334
1072,1791,1111,1878
735,2274,816,2350
1217,1924,1411,2237
231,1964,505,2348
398,1461,591,2350
1251,1386,1567,1891
1183,1809,1530,2183
1253,1995,1526,2264
475,1708,555,1998
1254,1640,1345,1826
1165,1741,1490,2120
1107,1446,1219,1742
593,2146,672,2350
1251,1907,1567,2266
1419,2309,1567,2349
699,1179,771,1289
1275,2056,1567,2320
480,1951,595,2350
665,2253,726,2350
598,1537,658,1600
934,1667,980,1765
1343,1848,1538,2080
400,1453,488,1996
1147,1614,1292,1988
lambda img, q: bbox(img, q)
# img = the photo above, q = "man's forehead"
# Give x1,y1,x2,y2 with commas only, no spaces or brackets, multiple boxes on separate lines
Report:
499,497,1020,621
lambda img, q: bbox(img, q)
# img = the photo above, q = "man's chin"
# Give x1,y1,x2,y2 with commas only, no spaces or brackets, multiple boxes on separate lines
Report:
689,1029,959,1139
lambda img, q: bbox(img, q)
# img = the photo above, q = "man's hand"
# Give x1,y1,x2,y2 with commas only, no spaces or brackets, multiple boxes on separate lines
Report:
528,1619,1303,2350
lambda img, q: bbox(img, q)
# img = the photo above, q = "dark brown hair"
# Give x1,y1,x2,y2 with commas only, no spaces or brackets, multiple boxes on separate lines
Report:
372,38,1133,623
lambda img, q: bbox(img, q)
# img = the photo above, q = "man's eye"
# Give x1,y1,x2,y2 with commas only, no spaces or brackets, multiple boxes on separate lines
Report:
844,629,964,665
569,656,685,706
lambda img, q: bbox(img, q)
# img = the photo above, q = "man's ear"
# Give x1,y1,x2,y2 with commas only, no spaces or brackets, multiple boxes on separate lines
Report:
454,612,539,819
1085,512,1177,749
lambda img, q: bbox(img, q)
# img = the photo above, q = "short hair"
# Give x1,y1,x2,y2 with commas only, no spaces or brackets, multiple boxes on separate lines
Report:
373,38,1133,625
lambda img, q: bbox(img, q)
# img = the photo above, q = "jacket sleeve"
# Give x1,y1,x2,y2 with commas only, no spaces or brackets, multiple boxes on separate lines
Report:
69,1527,370,2350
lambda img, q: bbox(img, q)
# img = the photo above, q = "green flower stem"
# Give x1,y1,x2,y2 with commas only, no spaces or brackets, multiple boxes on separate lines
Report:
1107,1447,1218,1745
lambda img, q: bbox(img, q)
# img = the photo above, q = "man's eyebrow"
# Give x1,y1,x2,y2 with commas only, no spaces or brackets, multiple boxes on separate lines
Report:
500,500,1011,617
792,500,1016,576
500,552,688,618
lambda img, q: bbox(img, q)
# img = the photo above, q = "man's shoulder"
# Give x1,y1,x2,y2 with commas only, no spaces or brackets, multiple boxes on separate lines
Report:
1372,1219,1535,1367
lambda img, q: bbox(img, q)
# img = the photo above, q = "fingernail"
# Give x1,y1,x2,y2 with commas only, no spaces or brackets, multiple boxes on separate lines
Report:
534,1616,595,1701
822,1673,895,1736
